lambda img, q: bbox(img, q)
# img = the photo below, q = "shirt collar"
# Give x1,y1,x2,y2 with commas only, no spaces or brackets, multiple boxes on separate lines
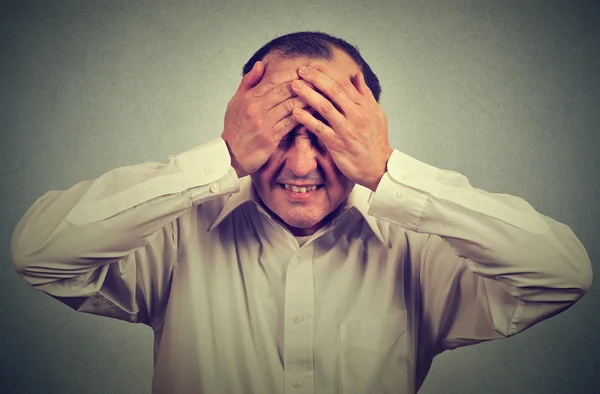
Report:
208,176,387,246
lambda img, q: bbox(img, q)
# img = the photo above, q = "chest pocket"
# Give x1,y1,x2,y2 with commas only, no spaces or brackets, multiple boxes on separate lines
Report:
339,312,409,394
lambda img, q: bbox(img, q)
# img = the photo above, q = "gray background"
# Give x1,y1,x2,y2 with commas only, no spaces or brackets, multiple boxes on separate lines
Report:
1,0,599,393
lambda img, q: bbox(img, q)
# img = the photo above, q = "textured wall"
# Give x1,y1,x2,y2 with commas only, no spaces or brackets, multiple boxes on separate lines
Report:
1,0,598,393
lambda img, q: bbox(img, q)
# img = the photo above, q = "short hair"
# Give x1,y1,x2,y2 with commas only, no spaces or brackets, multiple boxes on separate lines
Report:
242,31,382,102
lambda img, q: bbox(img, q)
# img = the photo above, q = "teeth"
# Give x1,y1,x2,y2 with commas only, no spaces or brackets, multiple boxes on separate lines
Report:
284,184,318,193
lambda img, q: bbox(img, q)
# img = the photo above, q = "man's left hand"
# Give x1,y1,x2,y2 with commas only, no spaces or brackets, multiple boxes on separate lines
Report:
291,63,393,192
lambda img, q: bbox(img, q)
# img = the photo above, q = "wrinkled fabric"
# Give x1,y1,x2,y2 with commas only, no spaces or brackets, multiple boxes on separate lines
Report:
11,137,592,394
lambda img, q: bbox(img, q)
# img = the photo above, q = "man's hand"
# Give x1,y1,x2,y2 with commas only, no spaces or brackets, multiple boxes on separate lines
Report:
291,63,393,192
221,61,309,178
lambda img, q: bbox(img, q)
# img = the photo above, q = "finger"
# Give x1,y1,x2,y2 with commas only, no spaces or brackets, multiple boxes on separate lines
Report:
263,81,295,109
296,65,357,116
292,107,336,142
272,113,301,138
251,67,304,97
262,80,317,110
308,62,365,105
291,79,346,130
267,96,309,124
237,61,264,93
262,81,297,110
354,71,376,102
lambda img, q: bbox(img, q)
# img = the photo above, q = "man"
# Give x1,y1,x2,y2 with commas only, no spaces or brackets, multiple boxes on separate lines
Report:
10,31,592,394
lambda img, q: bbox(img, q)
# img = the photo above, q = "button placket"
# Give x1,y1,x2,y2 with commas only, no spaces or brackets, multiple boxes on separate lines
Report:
293,315,304,324
283,245,315,393
292,380,304,388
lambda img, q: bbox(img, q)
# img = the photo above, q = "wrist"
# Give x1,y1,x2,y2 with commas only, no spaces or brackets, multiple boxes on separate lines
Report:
233,164,247,179
365,149,392,192
364,172,385,193
222,137,248,178
229,154,248,178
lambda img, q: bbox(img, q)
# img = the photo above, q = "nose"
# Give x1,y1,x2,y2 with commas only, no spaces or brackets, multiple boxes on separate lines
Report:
285,133,318,177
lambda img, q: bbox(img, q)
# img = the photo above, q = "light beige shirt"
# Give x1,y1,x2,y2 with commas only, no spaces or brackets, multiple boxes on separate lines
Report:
11,137,592,394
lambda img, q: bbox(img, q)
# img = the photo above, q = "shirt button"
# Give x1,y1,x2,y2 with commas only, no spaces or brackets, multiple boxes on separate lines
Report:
293,380,303,388
209,183,220,193
293,315,304,324
296,251,301,259
396,190,407,199
204,166,215,175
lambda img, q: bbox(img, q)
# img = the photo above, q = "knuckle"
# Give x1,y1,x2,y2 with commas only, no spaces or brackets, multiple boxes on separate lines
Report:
244,103,258,118
315,120,324,133
331,82,343,95
319,100,333,113
339,78,351,90
272,116,292,133
240,91,252,102
249,118,262,131
277,83,290,97
282,115,293,127
265,77,278,88
283,98,295,112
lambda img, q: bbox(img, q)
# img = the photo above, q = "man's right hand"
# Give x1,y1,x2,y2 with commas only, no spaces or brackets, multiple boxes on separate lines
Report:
221,61,308,178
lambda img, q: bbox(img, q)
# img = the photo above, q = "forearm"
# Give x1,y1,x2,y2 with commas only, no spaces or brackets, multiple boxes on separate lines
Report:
11,138,239,288
368,149,593,302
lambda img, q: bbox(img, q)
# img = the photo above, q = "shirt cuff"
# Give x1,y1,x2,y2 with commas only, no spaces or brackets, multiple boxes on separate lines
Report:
189,167,240,205
66,138,238,225
367,149,443,231
173,137,232,185
177,138,241,205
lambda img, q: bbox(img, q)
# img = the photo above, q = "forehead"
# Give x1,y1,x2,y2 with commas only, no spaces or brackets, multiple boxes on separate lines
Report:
262,48,361,81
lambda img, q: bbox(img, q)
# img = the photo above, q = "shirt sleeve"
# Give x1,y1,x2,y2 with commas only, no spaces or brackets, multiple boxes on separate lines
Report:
10,137,239,327
367,149,593,352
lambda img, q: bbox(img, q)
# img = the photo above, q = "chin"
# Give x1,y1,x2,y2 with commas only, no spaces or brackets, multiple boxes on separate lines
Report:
281,215,323,229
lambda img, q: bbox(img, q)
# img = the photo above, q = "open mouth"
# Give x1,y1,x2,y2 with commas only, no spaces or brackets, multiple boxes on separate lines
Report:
278,183,324,194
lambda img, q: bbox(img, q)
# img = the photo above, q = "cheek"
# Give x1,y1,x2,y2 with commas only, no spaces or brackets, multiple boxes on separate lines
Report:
253,156,282,186
320,159,344,184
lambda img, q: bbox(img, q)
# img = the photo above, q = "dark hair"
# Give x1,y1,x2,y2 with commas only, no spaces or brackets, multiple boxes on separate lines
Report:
242,31,381,102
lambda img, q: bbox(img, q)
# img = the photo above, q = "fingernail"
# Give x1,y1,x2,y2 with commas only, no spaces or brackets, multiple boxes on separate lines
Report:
308,62,318,69
292,80,303,89
299,66,310,75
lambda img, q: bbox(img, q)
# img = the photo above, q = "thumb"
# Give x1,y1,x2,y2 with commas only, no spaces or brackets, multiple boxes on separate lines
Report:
238,61,264,93
355,72,375,100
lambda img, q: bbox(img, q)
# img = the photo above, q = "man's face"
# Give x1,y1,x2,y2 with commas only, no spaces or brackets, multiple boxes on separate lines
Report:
250,50,362,236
